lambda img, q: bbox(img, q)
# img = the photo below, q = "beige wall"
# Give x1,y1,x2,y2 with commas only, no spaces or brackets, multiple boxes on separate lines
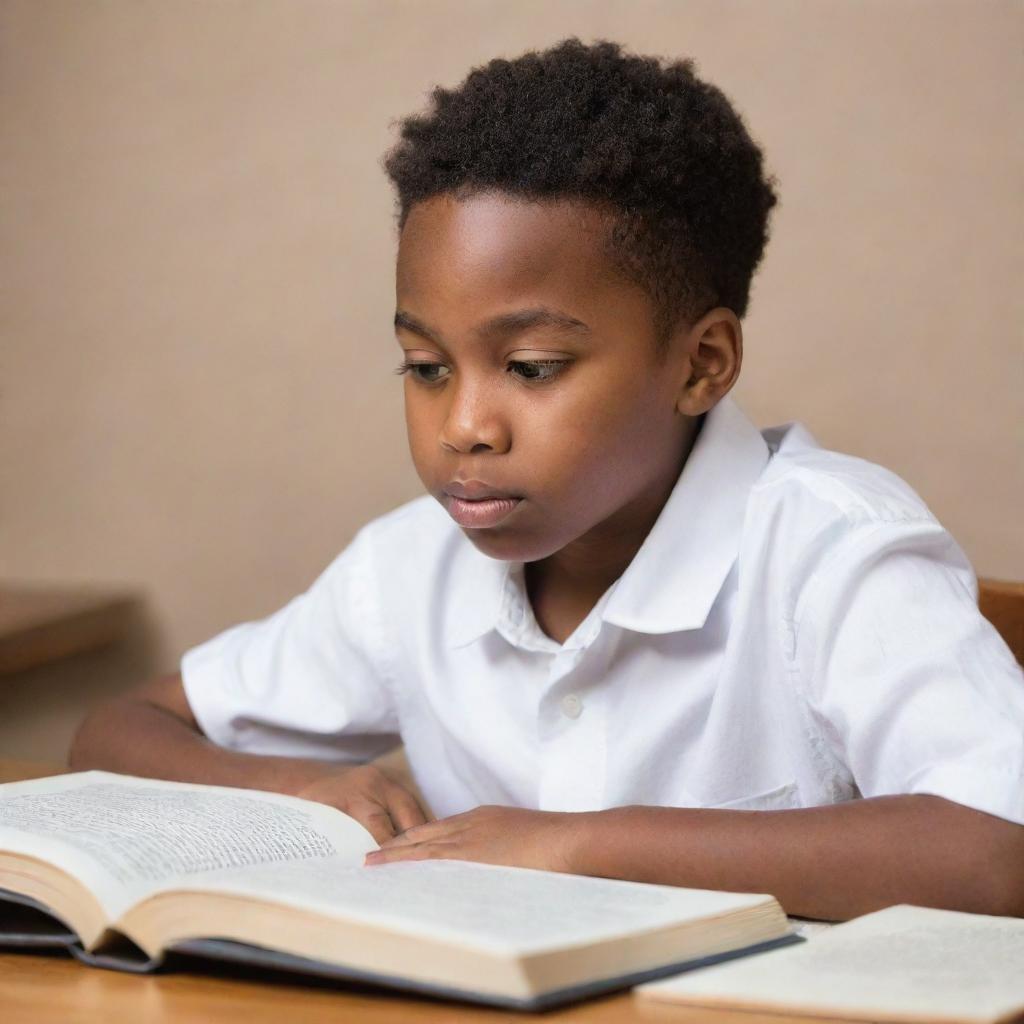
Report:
2,0,1021,759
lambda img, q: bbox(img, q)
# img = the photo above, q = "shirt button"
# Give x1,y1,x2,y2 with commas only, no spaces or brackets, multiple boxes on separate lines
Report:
560,693,583,719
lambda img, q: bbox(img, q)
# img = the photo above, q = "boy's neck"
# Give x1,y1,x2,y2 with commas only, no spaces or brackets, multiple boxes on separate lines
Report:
524,416,702,638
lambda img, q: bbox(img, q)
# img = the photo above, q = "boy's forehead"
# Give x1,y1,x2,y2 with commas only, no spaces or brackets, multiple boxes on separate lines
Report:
396,192,625,305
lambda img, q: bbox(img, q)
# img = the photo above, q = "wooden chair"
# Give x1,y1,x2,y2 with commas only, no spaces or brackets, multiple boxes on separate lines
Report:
979,577,1024,667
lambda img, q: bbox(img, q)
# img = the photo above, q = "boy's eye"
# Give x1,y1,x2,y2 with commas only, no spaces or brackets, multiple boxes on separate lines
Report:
393,360,569,384
507,359,567,382
393,361,451,384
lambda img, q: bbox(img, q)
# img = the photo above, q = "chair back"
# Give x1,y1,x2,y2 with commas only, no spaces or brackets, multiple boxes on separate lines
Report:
979,578,1024,666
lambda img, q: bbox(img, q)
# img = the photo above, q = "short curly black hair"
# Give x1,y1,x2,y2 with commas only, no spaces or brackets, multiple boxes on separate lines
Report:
382,37,779,350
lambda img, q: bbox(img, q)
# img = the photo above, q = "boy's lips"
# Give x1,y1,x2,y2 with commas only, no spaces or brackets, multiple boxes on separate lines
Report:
444,480,520,500
443,482,524,528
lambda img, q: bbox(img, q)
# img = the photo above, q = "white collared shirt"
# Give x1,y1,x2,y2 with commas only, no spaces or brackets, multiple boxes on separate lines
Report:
181,398,1024,824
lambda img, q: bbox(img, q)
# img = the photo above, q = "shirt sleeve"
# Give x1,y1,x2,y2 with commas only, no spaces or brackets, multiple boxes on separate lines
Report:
792,516,1024,825
180,522,401,762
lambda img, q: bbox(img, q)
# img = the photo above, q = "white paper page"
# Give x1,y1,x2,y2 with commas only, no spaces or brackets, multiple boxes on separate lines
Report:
178,855,773,956
0,771,376,921
637,904,1024,1024
787,916,836,939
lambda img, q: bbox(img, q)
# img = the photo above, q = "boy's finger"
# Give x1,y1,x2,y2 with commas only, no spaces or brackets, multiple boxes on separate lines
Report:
385,782,430,833
378,829,420,849
378,815,454,847
354,804,397,845
366,841,458,866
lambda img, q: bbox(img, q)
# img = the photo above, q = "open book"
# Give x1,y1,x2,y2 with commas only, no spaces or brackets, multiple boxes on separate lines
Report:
0,771,797,1010
636,903,1024,1024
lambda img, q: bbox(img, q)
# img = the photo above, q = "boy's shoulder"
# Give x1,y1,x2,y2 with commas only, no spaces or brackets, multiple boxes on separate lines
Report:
751,419,940,533
740,417,976,616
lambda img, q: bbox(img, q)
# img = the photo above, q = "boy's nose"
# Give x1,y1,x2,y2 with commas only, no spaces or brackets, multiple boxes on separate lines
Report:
438,385,510,455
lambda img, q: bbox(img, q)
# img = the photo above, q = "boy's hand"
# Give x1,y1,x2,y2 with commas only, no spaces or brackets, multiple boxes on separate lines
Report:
364,805,581,872
295,765,430,844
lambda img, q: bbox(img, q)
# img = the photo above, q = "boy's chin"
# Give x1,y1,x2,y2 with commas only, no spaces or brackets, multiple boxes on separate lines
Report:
459,526,559,564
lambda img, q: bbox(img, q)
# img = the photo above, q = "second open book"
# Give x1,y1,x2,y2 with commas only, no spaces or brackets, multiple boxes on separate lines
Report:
0,770,795,1009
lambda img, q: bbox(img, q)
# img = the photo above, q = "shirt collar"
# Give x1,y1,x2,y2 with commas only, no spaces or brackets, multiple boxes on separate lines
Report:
601,395,770,633
444,546,512,649
444,395,771,648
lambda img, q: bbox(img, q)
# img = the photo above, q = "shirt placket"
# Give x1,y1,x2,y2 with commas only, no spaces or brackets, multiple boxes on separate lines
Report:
536,638,608,811
495,567,611,812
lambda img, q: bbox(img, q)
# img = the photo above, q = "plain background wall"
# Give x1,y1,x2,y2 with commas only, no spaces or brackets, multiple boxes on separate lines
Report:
2,0,1022,759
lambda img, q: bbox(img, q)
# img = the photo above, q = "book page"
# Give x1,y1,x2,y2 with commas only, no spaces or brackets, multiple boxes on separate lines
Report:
637,904,1024,1024
787,916,835,938
0,771,376,921
174,855,775,956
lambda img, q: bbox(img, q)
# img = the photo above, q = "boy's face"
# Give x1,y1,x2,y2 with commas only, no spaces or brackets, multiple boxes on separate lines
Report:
394,192,715,564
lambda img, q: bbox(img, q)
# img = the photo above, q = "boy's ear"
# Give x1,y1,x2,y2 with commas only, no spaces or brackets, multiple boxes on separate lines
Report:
674,307,743,417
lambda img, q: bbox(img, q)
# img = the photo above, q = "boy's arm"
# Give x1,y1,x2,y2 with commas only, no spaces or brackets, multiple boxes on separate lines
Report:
68,673,429,842
571,796,1024,920
368,796,1024,920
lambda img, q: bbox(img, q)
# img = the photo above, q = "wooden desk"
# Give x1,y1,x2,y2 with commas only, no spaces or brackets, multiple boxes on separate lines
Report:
0,584,138,675
0,761,840,1024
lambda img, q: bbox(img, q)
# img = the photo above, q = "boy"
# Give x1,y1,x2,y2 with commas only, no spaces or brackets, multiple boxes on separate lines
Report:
70,38,1024,922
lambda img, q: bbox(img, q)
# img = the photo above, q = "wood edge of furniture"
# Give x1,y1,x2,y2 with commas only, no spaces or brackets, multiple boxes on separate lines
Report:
978,577,1024,667
0,588,140,675
0,759,67,785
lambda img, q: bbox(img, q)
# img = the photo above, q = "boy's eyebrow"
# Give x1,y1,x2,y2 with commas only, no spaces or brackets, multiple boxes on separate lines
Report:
394,307,591,345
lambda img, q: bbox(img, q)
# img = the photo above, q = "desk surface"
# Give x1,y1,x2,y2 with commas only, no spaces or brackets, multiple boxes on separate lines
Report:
0,584,138,675
0,760,841,1024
